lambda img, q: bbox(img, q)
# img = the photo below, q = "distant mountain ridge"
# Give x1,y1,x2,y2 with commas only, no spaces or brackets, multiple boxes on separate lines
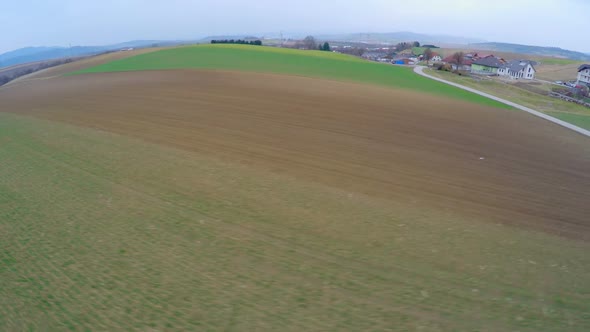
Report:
199,35,261,42
3,33,589,68
316,31,486,45
0,40,189,68
469,42,590,61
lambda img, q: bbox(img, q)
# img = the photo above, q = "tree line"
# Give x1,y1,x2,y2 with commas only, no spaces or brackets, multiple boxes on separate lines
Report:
395,41,420,52
287,36,331,51
211,39,262,46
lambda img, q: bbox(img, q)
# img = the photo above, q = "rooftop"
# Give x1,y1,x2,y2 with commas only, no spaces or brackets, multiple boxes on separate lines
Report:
473,56,504,68
501,60,536,72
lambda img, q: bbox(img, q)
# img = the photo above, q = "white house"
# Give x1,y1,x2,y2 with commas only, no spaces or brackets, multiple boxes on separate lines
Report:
577,64,590,86
498,60,536,80
430,53,442,62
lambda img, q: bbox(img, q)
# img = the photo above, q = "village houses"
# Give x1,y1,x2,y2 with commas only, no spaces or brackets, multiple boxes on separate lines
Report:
471,55,536,80
442,54,473,71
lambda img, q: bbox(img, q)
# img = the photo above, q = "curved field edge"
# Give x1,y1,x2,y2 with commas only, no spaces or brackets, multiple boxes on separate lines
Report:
1,111,589,330
69,44,511,109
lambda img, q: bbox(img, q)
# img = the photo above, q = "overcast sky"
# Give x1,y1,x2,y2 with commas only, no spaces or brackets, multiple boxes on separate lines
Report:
1,0,588,54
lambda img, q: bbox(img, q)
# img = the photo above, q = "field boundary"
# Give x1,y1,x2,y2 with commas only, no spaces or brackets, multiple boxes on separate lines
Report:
414,66,590,137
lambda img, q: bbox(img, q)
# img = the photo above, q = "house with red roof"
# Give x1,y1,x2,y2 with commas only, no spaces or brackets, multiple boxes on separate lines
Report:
442,55,472,70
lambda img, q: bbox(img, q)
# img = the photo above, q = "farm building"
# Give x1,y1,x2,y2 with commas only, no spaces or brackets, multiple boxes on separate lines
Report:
576,64,590,86
471,56,505,75
393,58,416,65
430,53,442,62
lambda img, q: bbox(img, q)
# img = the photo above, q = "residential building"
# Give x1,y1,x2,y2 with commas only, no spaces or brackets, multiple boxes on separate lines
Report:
498,60,536,80
471,56,505,75
442,55,472,71
577,64,590,86
430,53,442,62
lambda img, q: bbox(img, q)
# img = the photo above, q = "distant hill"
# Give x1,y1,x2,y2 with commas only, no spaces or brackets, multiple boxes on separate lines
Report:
316,31,486,45
199,35,261,42
469,42,590,61
0,40,191,68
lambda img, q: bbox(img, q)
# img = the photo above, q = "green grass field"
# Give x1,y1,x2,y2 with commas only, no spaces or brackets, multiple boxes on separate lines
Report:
2,111,590,330
547,111,590,129
412,47,427,55
72,44,511,109
535,58,581,65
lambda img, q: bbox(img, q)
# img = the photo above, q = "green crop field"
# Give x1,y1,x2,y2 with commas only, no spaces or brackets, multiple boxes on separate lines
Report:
72,44,511,109
2,111,590,331
547,111,590,129
412,47,427,55
536,58,581,65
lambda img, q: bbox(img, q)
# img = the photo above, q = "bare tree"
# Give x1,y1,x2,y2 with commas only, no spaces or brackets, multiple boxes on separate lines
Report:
302,36,317,50
423,48,433,65
452,51,465,70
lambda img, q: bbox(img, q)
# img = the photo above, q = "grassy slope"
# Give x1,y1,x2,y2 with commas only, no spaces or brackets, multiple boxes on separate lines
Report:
547,112,590,129
71,44,511,109
426,69,590,130
2,112,590,331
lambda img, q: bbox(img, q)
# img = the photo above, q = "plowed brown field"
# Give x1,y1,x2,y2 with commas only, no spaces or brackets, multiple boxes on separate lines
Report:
2,69,589,239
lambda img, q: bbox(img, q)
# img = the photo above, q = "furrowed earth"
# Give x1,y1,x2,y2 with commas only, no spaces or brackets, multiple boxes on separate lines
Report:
1,46,589,331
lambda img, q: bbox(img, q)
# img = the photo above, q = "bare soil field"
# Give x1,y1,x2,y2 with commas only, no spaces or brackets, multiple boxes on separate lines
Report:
2,70,589,240
2,69,590,330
